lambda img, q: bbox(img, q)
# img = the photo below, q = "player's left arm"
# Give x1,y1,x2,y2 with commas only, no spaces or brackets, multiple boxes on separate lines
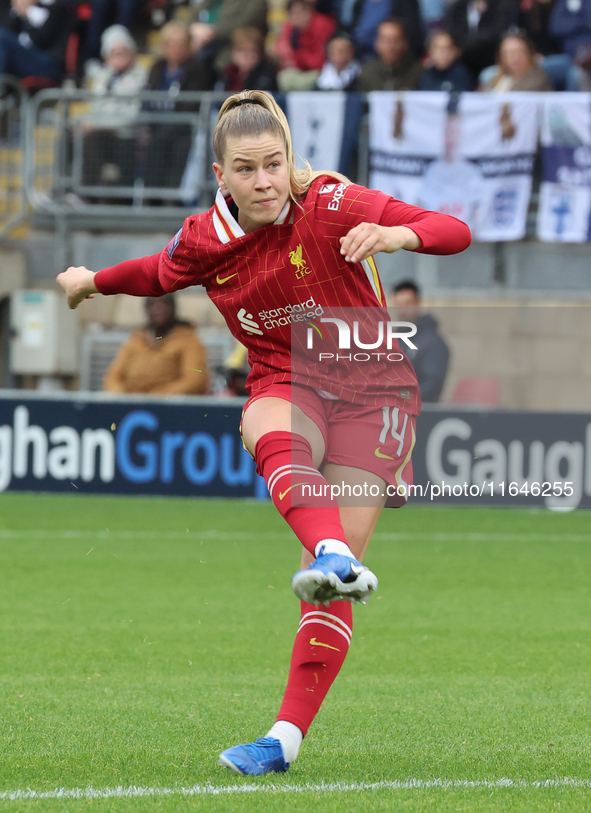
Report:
339,194,472,264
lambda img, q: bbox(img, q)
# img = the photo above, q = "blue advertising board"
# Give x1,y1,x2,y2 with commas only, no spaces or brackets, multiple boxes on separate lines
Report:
413,409,591,510
0,392,588,510
0,392,267,499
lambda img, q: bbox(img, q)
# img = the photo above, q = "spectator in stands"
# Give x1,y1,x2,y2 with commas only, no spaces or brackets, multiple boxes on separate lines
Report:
520,0,591,91
79,25,146,192
217,26,277,92
104,294,209,395
336,0,425,59
357,17,423,90
142,21,213,193
519,0,585,90
222,340,249,396
549,0,591,61
419,30,476,90
188,0,268,73
146,21,214,95
481,31,553,90
274,0,337,90
316,31,361,89
520,0,561,57
0,0,72,83
390,279,450,403
85,0,147,61
443,0,516,80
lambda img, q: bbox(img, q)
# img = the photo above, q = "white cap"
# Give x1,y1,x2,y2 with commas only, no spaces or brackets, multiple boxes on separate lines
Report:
100,24,137,59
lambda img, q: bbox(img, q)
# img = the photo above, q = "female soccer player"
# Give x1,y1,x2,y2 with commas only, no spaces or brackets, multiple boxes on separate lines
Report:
57,90,471,777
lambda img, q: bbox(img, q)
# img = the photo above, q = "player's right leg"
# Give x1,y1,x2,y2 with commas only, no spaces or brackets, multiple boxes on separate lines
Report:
240,387,376,602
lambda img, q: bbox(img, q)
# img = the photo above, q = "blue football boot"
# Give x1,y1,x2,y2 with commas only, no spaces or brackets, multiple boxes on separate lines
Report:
291,551,378,606
218,737,289,776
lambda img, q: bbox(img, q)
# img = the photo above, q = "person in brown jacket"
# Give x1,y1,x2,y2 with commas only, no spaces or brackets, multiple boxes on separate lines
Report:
481,31,553,92
357,18,423,91
104,294,209,394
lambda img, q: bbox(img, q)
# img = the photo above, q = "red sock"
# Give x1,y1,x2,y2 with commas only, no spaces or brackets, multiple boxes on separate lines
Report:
255,431,347,557
276,600,353,735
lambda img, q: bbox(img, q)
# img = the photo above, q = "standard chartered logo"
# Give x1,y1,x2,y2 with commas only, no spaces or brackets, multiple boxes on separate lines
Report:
237,297,325,336
237,308,263,336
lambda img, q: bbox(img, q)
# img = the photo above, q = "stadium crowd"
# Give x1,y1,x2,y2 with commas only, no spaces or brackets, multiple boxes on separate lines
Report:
0,0,589,92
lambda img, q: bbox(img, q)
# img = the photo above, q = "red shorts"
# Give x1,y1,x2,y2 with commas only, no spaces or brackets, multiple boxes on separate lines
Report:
242,383,416,508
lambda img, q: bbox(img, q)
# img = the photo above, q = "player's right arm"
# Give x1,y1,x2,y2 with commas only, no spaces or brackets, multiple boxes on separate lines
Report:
57,265,99,309
57,253,165,310
57,220,202,309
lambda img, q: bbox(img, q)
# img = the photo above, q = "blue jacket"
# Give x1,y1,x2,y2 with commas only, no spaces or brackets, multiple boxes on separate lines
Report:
419,60,476,91
550,0,591,58
403,314,450,403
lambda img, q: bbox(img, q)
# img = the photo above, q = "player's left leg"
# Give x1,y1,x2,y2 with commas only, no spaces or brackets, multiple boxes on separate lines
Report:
219,471,386,776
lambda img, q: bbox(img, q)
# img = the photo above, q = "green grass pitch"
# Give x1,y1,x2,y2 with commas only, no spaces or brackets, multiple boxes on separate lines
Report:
1,493,591,812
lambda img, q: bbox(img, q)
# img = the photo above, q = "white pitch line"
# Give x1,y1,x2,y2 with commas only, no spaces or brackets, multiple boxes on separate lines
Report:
2,778,591,801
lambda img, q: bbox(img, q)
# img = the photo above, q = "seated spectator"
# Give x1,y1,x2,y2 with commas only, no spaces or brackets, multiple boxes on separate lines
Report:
146,21,214,96
418,0,446,33
358,17,423,91
0,0,72,83
275,0,337,91
549,0,591,61
188,0,268,73
104,295,209,395
420,30,476,90
390,280,450,403
316,31,361,90
222,340,249,396
481,31,553,90
350,0,425,59
519,0,561,57
85,0,147,61
443,0,516,80
519,0,585,90
218,26,277,91
143,21,214,193
79,26,146,192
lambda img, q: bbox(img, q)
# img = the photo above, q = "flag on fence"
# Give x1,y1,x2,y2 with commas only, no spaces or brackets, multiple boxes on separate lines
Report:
287,91,346,173
369,91,540,242
537,93,591,243
286,92,365,177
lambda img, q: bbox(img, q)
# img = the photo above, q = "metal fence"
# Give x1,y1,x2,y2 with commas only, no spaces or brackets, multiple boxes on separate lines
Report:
0,76,28,240
0,86,554,259
24,89,231,214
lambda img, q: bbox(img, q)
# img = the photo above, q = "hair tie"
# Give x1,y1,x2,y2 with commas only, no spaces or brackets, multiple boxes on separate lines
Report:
234,98,258,107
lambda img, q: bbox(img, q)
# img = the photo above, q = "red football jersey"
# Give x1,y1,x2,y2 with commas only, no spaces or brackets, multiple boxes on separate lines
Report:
95,176,471,412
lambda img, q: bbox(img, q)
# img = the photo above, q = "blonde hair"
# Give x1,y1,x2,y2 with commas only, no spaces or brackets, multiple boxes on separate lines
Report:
213,90,350,203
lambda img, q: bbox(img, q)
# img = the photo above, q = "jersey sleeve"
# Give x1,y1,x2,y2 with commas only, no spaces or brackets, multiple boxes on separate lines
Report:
378,197,472,255
313,180,471,256
94,217,206,296
314,182,391,235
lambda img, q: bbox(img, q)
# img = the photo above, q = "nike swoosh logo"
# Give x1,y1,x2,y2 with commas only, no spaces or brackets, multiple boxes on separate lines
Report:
216,272,238,284
278,482,307,501
310,638,340,651
374,447,394,459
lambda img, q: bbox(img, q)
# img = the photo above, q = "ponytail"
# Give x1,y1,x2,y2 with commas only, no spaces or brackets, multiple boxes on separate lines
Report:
213,90,350,203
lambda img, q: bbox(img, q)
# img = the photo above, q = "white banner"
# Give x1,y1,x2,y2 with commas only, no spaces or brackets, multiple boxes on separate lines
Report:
287,91,346,172
369,91,540,242
537,93,591,243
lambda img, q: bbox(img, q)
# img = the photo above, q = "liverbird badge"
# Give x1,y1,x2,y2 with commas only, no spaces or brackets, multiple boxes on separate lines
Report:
288,244,311,279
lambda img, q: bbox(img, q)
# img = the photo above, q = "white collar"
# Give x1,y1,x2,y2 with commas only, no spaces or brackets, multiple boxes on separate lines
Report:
212,189,293,245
